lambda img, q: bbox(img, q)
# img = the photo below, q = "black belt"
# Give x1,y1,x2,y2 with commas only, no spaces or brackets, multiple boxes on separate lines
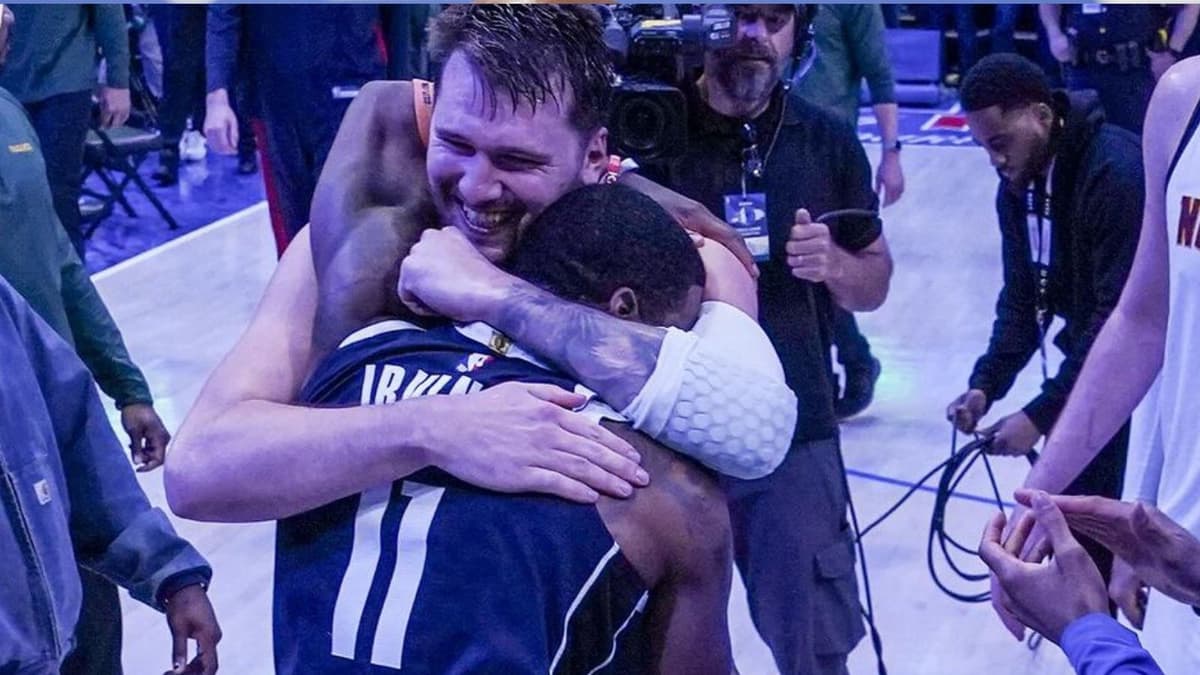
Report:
1072,40,1147,71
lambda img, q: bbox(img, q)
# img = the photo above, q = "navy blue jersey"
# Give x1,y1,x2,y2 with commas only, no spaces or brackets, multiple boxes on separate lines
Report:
274,320,651,674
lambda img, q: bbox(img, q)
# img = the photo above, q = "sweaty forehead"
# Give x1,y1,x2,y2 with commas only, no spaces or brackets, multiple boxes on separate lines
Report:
433,52,577,143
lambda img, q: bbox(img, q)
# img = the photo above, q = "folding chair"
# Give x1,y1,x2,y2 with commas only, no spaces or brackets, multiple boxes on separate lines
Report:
77,5,175,237
80,124,179,231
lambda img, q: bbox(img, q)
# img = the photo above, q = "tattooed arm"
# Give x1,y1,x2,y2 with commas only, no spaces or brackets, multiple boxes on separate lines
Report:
493,281,664,410
399,228,797,478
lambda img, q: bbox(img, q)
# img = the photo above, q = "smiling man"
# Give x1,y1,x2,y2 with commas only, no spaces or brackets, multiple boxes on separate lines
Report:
944,53,1144,637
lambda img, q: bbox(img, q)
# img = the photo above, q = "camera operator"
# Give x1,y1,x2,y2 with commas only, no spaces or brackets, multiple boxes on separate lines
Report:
945,54,1144,639
629,5,893,673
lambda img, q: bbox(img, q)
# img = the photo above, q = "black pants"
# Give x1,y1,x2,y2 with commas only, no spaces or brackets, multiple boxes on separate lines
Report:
915,4,978,74
149,5,206,148
24,91,93,260
832,306,873,369
60,569,123,675
991,5,1024,54
237,106,256,162
256,97,353,255
722,437,864,675
1065,65,1154,135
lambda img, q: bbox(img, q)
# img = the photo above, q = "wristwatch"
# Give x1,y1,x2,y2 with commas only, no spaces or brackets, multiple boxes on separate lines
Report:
884,139,902,153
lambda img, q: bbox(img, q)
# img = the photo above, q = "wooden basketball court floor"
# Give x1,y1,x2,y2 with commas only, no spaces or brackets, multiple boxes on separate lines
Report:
94,143,1084,674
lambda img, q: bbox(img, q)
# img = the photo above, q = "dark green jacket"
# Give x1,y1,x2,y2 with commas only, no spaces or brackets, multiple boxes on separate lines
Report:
0,4,130,104
793,4,896,129
0,87,150,407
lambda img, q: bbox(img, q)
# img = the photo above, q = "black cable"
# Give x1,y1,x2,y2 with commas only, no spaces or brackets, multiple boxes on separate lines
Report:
854,431,1007,603
815,208,881,225
846,425,1047,672
847,486,888,675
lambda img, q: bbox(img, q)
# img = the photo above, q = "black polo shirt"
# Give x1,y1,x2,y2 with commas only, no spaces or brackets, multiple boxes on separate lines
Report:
638,83,881,444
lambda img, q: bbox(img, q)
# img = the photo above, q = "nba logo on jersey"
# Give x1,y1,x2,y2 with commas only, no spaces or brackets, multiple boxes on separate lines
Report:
456,353,494,373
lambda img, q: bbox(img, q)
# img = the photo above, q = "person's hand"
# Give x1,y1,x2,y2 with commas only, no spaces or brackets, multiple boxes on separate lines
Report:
876,151,905,207
396,227,511,322
1149,50,1178,81
785,208,841,283
1049,33,1075,63
121,403,171,472
1108,555,1149,629
426,381,648,503
1014,491,1200,608
980,491,1109,644
945,388,988,433
204,93,239,155
979,411,1041,456
163,584,221,674
987,506,1035,641
98,87,131,128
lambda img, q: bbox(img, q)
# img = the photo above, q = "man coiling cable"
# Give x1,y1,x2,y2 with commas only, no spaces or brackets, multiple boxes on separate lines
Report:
944,55,1144,613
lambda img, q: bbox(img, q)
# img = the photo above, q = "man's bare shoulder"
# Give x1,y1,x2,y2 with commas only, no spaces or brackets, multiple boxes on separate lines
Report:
356,80,418,129
596,420,730,587
1145,58,1200,168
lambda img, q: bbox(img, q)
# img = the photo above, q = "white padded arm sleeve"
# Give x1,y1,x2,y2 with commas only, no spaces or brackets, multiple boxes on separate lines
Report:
1121,371,1164,505
621,302,797,479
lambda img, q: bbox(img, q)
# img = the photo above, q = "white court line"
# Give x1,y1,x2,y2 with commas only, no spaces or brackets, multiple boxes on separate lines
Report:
92,200,269,281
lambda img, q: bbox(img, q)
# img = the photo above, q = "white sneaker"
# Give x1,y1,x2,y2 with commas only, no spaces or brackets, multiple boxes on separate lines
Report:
179,129,208,162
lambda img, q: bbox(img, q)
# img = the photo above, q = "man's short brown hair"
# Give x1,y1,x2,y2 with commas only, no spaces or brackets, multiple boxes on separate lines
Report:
428,5,614,137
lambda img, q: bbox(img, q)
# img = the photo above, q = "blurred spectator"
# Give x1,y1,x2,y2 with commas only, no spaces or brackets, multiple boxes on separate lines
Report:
914,4,979,79
1039,4,1157,134
1150,5,1198,80
1186,6,1200,58
0,4,131,261
384,4,435,81
205,5,388,256
793,3,899,418
0,9,217,673
148,4,207,186
990,5,1025,55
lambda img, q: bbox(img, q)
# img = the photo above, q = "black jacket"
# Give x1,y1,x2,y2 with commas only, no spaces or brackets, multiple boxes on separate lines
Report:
968,90,1143,433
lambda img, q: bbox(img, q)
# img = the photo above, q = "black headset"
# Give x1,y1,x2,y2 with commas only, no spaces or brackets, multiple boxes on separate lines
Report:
785,4,818,89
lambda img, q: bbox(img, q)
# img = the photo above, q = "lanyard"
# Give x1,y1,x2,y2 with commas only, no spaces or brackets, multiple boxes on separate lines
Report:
738,94,788,196
1025,176,1052,381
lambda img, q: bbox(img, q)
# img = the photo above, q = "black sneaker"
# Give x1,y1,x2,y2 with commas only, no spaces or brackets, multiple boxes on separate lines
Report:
835,357,881,420
151,148,179,186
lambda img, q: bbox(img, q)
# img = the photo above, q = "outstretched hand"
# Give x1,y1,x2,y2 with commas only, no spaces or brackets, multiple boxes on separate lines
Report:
980,491,1109,644
1014,490,1200,609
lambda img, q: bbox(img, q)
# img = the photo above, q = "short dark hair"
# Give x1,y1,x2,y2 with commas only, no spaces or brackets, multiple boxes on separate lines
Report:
960,53,1053,113
508,184,706,326
427,5,614,136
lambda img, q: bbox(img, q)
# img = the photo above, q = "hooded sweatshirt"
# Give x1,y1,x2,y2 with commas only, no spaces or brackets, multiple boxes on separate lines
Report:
968,89,1144,434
